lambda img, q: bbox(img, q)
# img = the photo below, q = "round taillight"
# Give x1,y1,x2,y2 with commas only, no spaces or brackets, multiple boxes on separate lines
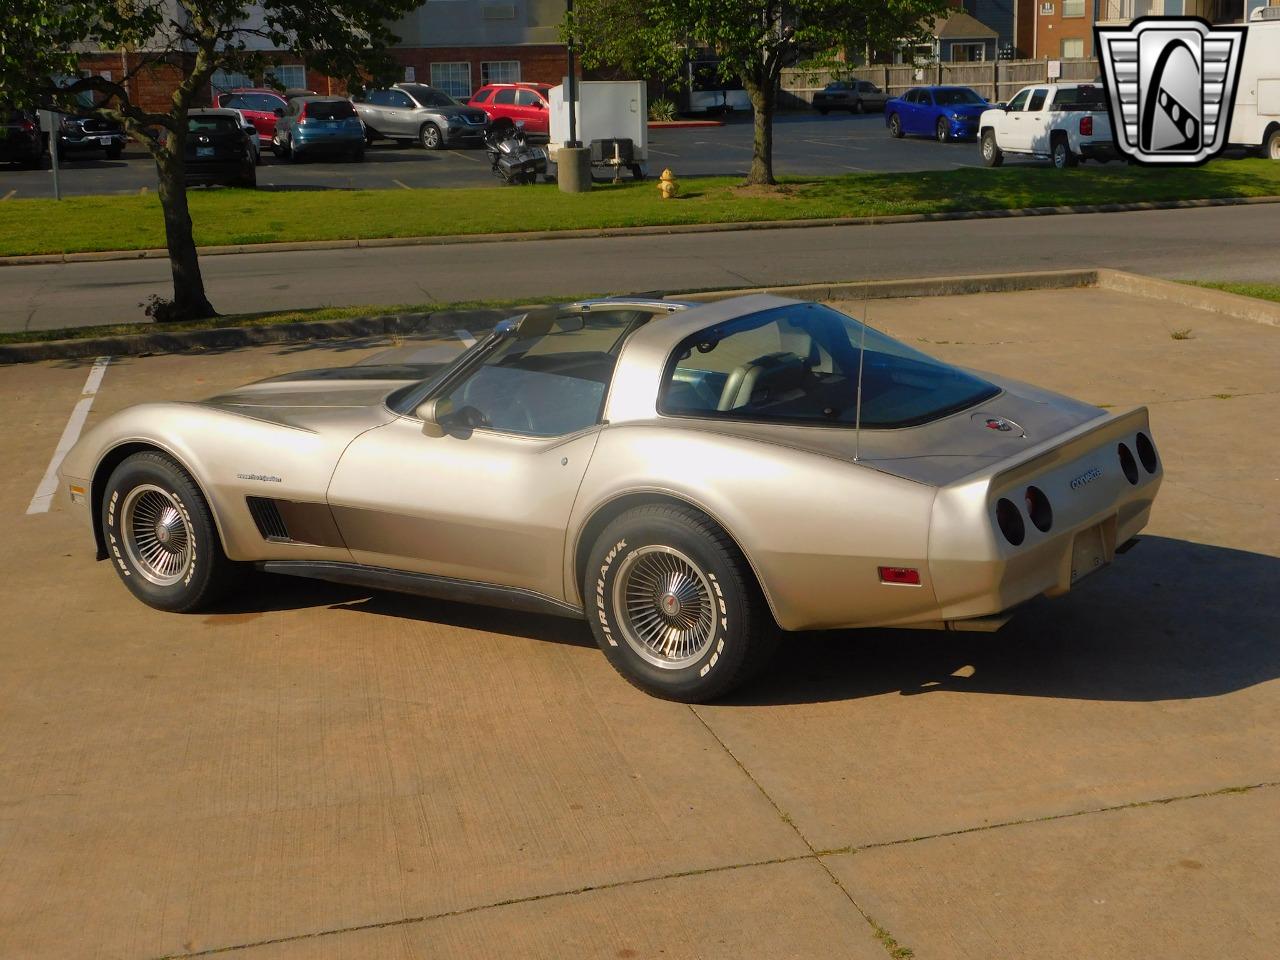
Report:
1136,432,1158,473
996,497,1025,546
1118,443,1139,485
1025,485,1053,532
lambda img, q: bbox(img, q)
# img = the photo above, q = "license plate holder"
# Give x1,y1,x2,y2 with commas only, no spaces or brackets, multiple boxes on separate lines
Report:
196,146,214,158
1070,523,1108,584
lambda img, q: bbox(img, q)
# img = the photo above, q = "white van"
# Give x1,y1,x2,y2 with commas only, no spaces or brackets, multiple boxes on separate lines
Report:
1231,8,1280,159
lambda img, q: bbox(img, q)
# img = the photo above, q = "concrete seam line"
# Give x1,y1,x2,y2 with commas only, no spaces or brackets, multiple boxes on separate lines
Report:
686,705,910,960
3,194,1279,269
145,778,1280,960
1095,268,1280,327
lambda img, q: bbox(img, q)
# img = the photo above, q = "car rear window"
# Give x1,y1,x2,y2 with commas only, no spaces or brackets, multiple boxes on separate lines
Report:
225,93,283,112
305,100,356,120
188,116,240,134
659,303,1000,429
1052,85,1106,110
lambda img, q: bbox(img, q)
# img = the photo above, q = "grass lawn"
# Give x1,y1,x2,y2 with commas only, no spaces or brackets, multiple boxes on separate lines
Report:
1185,281,1280,303
0,159,1277,257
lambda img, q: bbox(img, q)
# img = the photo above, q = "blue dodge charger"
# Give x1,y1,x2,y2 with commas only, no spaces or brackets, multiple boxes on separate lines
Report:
885,86,990,142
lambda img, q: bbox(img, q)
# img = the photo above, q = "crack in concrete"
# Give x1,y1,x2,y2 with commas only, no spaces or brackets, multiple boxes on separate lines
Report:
146,778,1280,960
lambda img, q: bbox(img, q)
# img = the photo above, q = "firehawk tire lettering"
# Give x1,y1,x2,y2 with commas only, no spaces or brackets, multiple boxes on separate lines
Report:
595,537,627,647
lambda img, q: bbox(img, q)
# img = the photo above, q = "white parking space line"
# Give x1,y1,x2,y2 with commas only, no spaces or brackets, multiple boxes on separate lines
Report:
138,186,148,195
447,150,484,163
455,330,477,347
392,179,413,190
647,148,679,158
26,357,111,516
1,189,15,201
801,138,870,151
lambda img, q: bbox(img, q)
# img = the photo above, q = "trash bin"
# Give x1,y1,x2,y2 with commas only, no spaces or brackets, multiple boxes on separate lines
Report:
557,146,591,193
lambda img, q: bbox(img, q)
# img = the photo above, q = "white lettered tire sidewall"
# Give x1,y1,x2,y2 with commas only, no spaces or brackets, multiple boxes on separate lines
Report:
585,505,772,702
102,451,237,613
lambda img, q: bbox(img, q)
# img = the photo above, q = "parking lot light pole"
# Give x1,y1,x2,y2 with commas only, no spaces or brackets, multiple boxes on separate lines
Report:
558,0,591,192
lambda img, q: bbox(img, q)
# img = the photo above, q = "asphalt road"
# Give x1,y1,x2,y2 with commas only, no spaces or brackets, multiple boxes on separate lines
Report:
4,204,1278,333
0,113,1028,199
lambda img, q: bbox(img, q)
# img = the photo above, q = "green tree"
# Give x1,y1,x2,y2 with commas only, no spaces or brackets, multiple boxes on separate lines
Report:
0,0,416,320
569,0,950,184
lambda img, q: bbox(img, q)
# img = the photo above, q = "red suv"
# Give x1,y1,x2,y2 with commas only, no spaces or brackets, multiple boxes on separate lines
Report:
468,83,552,137
215,89,289,142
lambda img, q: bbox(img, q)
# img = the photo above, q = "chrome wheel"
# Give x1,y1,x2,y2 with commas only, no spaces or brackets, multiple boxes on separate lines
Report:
613,545,716,670
121,484,193,586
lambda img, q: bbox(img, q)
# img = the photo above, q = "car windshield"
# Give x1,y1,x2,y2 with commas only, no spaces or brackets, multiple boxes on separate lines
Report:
403,85,459,108
934,88,984,106
660,303,1000,429
188,115,240,134
1052,85,1106,109
825,82,850,91
305,100,356,120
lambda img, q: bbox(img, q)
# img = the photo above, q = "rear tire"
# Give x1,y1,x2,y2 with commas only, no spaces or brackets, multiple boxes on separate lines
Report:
106,144,123,160
817,107,829,116
854,99,865,114
101,451,242,613
1266,127,1280,161
889,113,903,138
584,504,778,703
1052,137,1078,169
981,129,1003,167
240,165,257,188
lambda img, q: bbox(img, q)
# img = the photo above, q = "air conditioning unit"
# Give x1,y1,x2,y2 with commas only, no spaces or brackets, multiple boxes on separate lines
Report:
1252,6,1280,20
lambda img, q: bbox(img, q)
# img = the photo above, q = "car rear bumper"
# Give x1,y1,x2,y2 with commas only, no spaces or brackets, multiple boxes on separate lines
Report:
185,160,252,183
0,136,42,161
1080,141,1119,161
293,132,364,152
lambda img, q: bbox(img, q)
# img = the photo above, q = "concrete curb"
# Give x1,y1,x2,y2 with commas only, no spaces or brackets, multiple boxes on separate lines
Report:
3,194,1278,268
4,267,1276,365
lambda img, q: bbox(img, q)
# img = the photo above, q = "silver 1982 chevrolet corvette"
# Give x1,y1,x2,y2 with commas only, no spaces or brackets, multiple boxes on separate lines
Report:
60,295,1162,701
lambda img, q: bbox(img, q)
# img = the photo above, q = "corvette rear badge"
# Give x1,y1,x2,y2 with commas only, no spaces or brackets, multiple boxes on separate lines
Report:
1096,17,1247,165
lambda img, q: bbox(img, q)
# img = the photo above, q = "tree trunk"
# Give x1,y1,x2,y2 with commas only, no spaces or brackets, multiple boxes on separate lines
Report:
744,77,777,186
152,138,216,321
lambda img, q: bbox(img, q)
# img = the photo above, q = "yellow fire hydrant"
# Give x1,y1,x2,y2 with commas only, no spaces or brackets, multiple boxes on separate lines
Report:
658,168,680,199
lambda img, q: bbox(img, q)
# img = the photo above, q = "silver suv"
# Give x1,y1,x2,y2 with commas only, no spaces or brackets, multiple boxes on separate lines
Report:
353,83,489,150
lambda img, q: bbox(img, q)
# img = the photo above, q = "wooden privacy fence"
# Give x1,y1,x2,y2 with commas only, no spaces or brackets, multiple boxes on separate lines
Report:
780,58,1101,108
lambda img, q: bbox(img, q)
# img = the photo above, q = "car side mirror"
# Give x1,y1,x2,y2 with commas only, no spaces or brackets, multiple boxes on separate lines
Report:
273,107,284,117
533,101,545,109
415,396,454,437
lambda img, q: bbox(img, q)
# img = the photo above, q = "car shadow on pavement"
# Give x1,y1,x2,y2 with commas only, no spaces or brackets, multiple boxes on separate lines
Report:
726,536,1280,707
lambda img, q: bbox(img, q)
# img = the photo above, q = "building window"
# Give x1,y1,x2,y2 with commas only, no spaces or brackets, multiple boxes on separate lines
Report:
210,70,253,93
1062,37,1085,58
265,64,307,91
430,62,472,99
1062,0,1086,16
481,60,521,84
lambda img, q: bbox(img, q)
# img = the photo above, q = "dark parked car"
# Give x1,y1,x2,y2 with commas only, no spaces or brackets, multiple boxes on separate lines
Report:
885,86,990,142
812,80,888,114
272,96,366,161
1,106,46,168
184,110,256,188
354,83,489,149
55,113,127,158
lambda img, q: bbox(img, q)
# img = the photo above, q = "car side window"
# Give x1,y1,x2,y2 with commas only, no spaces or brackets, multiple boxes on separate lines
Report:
1028,88,1048,111
515,89,541,107
441,309,647,437
493,88,517,105
1008,89,1031,112
388,90,414,109
919,89,935,105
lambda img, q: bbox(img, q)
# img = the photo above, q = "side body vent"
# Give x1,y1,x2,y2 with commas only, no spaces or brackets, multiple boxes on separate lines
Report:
247,497,291,542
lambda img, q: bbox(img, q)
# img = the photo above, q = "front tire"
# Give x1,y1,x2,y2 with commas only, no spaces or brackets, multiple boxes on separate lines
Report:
936,117,950,143
101,451,242,613
420,123,443,150
854,99,865,114
981,129,1003,167
584,504,777,703
889,113,903,138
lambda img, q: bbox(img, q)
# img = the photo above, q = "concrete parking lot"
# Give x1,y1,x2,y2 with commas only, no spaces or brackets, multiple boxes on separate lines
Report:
1,285,1277,958
0,113,1026,199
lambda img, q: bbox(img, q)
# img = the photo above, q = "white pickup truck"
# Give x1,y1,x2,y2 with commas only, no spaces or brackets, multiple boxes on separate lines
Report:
979,82,1116,169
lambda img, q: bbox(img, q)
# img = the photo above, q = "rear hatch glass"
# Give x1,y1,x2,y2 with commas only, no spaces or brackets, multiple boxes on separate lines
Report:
306,100,357,120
